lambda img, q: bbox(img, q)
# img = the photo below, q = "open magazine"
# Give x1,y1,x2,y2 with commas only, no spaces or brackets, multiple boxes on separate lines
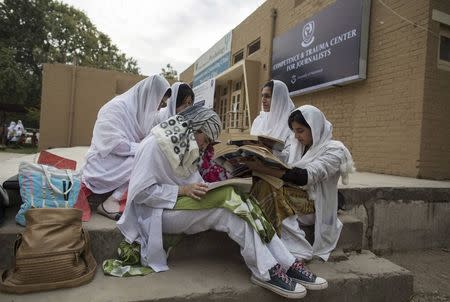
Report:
207,177,253,193
213,144,289,177
227,134,285,152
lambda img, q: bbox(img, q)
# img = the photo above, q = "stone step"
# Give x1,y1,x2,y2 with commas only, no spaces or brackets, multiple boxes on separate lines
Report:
0,208,363,270
0,250,413,302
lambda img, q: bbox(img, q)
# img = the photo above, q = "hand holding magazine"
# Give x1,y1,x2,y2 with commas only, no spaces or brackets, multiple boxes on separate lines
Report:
213,144,289,177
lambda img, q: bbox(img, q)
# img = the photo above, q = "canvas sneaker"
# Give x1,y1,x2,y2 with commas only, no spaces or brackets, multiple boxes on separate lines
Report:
286,259,328,290
251,264,307,299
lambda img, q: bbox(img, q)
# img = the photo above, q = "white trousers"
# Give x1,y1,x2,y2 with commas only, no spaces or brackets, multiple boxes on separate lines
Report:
161,208,295,280
280,215,314,260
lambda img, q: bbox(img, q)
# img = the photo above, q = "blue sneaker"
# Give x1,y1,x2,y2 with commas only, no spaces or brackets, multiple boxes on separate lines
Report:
251,264,307,299
287,259,328,290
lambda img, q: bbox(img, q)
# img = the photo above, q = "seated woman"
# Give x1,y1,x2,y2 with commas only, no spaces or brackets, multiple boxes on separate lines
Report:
251,80,295,162
244,105,355,263
117,106,328,299
82,75,171,220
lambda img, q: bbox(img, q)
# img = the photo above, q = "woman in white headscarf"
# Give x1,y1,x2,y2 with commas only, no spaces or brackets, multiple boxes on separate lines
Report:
117,106,328,299
157,82,194,123
244,105,355,262
82,74,170,220
251,80,295,163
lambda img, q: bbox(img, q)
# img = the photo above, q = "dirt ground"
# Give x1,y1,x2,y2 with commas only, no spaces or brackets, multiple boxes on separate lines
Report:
385,249,450,302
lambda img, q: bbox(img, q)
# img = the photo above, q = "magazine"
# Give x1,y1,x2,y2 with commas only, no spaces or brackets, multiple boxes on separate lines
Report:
207,177,253,193
213,144,289,177
227,134,285,152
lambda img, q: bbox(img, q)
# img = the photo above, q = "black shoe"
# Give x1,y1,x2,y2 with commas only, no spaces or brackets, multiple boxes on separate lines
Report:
251,264,307,299
286,259,328,290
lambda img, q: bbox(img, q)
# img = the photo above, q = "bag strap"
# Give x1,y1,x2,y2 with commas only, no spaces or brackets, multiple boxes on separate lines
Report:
41,165,73,196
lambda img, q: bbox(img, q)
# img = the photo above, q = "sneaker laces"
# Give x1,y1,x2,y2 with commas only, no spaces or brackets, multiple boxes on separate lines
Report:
270,264,290,284
292,260,314,278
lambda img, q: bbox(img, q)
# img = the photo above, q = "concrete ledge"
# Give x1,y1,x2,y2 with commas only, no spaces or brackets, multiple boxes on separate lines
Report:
0,208,364,270
339,187,450,253
0,251,413,302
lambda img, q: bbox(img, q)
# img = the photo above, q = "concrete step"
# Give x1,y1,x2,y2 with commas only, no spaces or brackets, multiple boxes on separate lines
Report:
0,250,413,302
0,208,364,270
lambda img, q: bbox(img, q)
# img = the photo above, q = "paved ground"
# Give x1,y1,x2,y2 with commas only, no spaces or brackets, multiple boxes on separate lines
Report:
1,147,449,188
386,249,450,302
0,152,28,162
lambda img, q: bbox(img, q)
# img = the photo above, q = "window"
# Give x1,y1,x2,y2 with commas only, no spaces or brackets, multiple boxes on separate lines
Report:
233,49,244,64
234,81,241,91
438,22,450,71
248,38,260,56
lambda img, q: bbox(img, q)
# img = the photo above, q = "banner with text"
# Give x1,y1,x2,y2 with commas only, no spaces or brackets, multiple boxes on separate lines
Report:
272,0,370,96
193,79,215,109
193,32,232,87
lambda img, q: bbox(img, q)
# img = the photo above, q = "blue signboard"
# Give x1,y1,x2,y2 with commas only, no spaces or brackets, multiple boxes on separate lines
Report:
193,32,232,87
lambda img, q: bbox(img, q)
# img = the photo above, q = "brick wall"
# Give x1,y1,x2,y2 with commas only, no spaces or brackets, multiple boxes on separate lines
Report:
419,0,450,179
180,0,447,178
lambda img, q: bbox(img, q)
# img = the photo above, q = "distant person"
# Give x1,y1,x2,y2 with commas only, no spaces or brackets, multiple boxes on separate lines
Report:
251,80,295,163
6,121,16,144
82,75,171,220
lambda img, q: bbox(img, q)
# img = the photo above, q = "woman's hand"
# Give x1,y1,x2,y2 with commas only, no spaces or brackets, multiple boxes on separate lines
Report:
179,183,209,200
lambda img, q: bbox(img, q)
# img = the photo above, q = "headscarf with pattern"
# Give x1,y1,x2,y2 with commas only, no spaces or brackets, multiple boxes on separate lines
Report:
150,106,222,177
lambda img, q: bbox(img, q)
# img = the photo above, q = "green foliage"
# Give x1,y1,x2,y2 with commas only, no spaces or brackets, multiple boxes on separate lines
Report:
160,63,178,81
0,0,141,127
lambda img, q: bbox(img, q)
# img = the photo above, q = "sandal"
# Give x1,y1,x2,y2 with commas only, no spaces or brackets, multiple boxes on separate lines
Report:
97,202,122,221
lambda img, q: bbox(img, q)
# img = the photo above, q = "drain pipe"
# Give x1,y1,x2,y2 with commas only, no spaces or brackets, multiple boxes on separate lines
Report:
268,8,277,80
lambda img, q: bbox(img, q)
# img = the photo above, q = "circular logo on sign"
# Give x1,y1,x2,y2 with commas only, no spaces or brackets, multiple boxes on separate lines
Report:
301,21,315,48
291,75,297,84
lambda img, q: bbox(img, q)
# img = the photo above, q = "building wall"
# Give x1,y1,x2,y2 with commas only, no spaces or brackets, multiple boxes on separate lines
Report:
419,0,450,179
181,0,448,178
39,64,145,150
287,0,430,177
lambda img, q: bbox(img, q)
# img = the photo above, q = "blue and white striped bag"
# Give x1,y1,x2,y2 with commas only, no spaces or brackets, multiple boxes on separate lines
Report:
16,162,81,226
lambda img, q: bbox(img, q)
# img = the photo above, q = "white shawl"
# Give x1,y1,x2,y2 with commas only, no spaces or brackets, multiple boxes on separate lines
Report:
117,126,203,272
251,80,295,143
82,75,170,193
157,82,181,123
288,105,355,260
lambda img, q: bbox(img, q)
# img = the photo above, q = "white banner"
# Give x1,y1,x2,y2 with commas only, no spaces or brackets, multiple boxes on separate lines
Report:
193,79,215,109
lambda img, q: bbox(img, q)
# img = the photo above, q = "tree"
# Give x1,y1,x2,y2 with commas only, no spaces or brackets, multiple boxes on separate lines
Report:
0,0,140,127
160,63,178,81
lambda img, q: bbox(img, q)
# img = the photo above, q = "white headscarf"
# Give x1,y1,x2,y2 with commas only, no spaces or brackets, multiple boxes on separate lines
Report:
288,105,355,186
7,121,16,131
14,120,24,136
251,80,295,142
158,82,181,123
7,122,16,139
89,75,170,158
288,105,355,260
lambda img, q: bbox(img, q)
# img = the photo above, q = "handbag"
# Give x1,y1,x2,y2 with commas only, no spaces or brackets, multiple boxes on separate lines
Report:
16,161,81,226
0,208,97,294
